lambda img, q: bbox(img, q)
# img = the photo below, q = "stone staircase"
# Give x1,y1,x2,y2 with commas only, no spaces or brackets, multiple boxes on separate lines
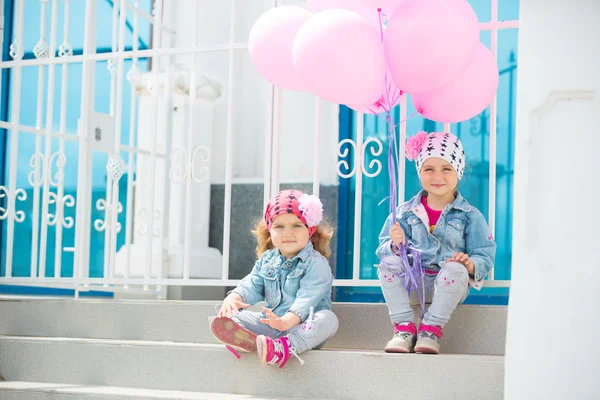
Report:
0,297,506,399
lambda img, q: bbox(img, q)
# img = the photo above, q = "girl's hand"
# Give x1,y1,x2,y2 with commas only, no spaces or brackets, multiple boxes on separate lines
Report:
259,307,288,331
448,252,475,275
390,222,406,247
218,294,250,318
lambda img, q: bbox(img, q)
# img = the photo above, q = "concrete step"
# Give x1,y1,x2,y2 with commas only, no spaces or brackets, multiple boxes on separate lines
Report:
0,298,507,355
0,336,504,400
0,382,327,400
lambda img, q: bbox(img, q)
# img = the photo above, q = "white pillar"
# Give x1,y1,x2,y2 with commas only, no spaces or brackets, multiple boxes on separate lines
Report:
505,1,600,399
114,69,224,280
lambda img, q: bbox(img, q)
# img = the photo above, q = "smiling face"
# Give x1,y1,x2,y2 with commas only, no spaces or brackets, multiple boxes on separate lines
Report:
442,276,455,287
419,157,459,200
269,213,310,259
383,273,396,283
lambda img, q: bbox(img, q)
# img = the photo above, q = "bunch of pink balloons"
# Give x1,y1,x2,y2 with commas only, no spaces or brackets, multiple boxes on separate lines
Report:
248,0,499,123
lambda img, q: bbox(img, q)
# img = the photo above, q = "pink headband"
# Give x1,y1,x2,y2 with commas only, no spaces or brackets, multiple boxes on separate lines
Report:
264,190,323,237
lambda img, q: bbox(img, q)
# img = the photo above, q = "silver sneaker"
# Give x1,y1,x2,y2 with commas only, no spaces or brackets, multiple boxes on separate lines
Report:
414,324,443,354
384,323,417,353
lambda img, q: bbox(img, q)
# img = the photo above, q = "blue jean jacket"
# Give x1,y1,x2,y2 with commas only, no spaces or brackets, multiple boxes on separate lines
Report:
376,190,496,289
231,242,334,322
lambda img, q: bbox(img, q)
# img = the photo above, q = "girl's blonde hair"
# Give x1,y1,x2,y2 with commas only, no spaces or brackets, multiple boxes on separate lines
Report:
253,219,334,260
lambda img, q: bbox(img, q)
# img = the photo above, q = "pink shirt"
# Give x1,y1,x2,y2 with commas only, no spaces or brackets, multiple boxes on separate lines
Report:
421,196,442,233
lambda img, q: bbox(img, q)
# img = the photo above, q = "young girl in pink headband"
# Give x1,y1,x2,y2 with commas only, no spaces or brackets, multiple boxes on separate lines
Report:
210,189,338,368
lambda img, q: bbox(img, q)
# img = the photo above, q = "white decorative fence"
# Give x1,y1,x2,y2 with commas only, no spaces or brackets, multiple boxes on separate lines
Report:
0,0,515,293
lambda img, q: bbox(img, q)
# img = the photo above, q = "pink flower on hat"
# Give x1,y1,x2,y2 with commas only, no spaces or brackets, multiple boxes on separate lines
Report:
298,194,323,227
406,131,429,161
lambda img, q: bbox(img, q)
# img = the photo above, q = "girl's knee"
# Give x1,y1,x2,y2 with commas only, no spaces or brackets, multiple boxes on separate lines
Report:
442,261,469,277
316,309,336,319
437,262,469,289
378,268,404,286
315,309,338,325
307,310,339,337
322,310,339,331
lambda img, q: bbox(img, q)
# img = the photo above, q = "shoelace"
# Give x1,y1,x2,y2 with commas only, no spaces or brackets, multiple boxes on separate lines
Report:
267,340,287,366
267,340,305,366
419,331,439,341
395,331,413,340
289,345,305,366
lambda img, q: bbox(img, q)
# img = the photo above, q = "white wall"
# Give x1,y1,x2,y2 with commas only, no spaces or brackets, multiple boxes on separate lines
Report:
506,0,600,398
163,0,340,186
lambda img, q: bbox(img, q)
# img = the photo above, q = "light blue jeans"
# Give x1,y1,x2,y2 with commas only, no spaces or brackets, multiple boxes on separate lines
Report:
232,309,339,354
378,261,470,328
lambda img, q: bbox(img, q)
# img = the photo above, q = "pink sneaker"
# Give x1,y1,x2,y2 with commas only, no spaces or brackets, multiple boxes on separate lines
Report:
256,335,304,368
210,316,257,357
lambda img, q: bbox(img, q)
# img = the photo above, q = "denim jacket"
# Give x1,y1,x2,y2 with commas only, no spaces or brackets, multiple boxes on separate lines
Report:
231,241,334,322
376,190,496,290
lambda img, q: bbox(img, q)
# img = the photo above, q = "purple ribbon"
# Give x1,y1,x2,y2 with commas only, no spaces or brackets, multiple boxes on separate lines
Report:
375,8,426,319
379,109,426,319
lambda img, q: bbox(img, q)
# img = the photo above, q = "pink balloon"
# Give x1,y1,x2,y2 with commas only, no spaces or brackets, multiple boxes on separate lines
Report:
347,94,402,114
385,0,479,93
307,0,385,27
411,43,499,123
347,69,403,114
248,6,312,91
293,9,386,105
359,0,403,17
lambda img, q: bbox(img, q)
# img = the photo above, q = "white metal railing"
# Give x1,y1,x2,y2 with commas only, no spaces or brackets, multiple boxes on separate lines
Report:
0,0,516,290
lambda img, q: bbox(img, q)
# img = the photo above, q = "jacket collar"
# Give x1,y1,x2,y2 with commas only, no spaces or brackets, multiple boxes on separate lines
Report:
404,190,471,213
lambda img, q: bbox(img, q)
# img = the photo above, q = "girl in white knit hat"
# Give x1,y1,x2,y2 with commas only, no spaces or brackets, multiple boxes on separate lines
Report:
376,131,496,354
